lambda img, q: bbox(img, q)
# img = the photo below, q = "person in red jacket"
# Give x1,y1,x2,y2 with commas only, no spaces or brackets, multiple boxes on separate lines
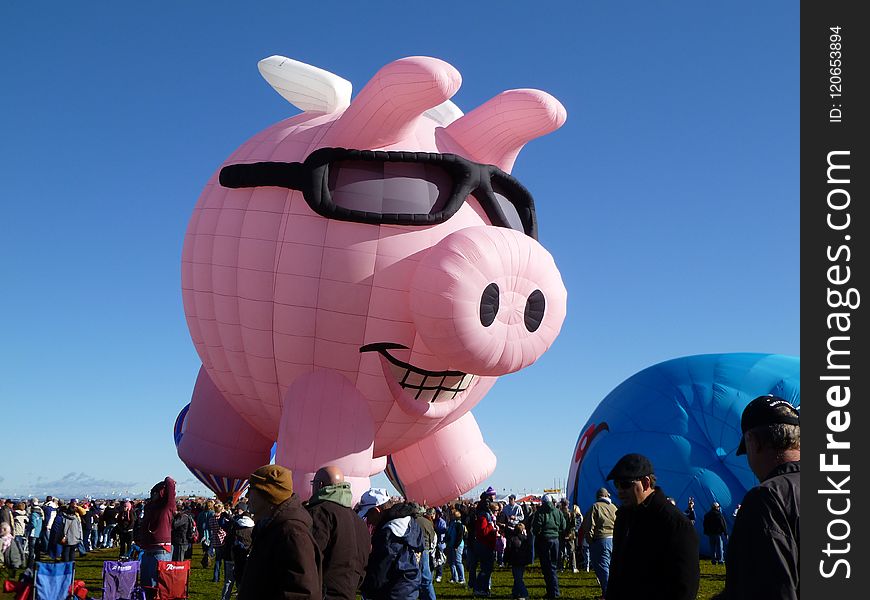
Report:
472,500,500,598
135,476,176,600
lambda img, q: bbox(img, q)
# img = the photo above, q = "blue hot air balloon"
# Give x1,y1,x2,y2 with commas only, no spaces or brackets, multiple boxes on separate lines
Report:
566,353,799,556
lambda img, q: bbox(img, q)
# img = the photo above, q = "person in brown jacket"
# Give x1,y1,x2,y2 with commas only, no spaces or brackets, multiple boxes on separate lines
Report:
240,464,322,600
307,466,371,600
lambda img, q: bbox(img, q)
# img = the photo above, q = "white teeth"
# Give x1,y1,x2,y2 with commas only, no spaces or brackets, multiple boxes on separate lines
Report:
403,371,426,387
416,387,438,403
381,353,475,403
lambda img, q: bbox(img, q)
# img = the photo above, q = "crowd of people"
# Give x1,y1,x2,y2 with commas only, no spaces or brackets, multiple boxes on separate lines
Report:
1,394,799,600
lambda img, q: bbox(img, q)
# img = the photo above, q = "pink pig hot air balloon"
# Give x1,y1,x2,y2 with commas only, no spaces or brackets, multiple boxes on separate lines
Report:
177,55,568,505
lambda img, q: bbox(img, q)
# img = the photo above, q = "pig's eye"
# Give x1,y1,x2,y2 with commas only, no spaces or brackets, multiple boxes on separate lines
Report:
327,160,453,215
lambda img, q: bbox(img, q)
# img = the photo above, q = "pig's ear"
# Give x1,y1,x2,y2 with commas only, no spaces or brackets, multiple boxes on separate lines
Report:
321,56,462,149
445,89,567,172
258,56,353,114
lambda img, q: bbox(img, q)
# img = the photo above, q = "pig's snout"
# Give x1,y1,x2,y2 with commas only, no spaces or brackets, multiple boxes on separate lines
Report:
410,227,567,376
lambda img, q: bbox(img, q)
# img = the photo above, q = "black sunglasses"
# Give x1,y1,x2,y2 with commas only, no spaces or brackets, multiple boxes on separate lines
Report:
613,479,639,490
219,147,538,239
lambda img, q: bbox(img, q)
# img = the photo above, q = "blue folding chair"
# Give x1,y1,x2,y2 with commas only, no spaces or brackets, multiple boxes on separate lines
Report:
33,561,74,600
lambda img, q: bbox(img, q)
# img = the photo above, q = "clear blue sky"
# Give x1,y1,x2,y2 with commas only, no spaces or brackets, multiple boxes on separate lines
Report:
0,2,798,499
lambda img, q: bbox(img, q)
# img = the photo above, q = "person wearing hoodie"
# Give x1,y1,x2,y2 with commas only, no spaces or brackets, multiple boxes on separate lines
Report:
240,464,322,600
60,505,83,562
25,499,44,566
306,466,372,600
135,476,176,600
361,501,424,600
221,511,255,600
530,494,567,600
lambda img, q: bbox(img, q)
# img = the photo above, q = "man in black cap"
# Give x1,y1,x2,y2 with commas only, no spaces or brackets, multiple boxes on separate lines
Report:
604,453,699,600
717,395,800,600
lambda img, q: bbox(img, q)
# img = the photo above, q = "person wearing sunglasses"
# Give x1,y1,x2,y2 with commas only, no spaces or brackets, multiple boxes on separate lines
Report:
603,453,700,600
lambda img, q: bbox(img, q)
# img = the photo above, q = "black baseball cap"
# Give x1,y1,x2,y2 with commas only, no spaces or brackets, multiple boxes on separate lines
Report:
606,453,654,481
736,395,800,455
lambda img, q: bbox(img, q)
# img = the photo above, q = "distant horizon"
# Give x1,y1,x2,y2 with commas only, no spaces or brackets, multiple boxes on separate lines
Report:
0,470,574,502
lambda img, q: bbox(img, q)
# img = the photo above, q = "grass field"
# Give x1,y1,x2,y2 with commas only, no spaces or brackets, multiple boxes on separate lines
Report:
2,545,726,599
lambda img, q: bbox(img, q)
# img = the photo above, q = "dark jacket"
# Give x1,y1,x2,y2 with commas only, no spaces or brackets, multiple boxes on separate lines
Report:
530,499,567,540
83,507,99,532
239,494,322,600
361,503,424,600
703,508,728,536
684,506,696,523
117,507,136,537
101,505,119,526
721,461,800,600
505,530,532,567
306,483,372,600
230,516,254,563
171,512,195,545
606,487,700,600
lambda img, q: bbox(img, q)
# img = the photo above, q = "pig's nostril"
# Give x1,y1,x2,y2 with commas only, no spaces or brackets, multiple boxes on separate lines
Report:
479,283,500,327
524,289,546,332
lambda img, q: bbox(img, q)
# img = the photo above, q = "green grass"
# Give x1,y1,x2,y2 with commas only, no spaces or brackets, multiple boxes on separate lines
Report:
2,546,726,599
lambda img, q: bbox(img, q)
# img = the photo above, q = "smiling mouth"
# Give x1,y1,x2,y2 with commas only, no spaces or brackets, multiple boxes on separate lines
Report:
360,343,475,403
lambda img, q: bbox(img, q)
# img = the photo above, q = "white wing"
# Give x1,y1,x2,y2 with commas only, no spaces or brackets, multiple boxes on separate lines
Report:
257,55,353,114
424,100,464,126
